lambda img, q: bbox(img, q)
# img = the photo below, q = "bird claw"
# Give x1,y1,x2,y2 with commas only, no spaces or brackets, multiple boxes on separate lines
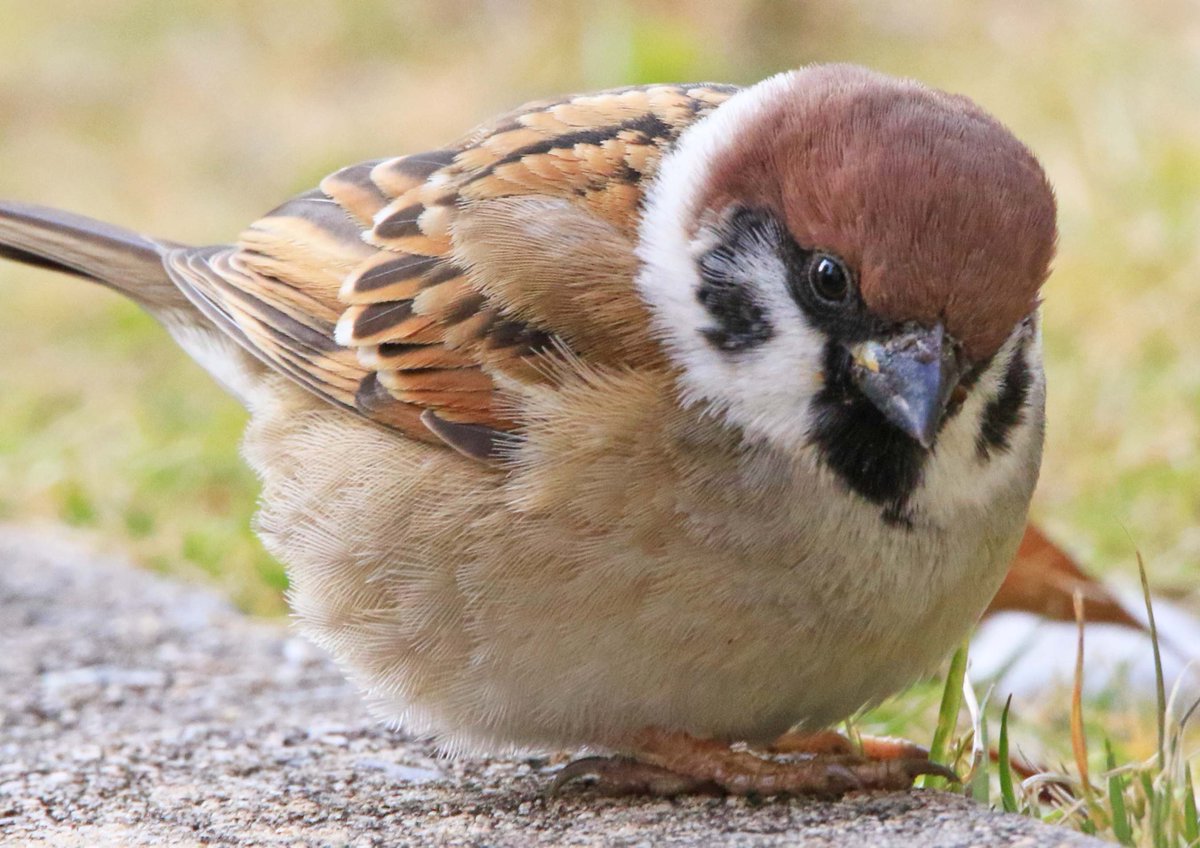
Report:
823,762,865,793
550,755,719,797
905,759,960,783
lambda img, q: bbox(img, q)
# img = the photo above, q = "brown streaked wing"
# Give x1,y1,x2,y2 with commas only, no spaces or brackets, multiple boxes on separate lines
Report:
163,245,367,414
334,83,738,443
163,83,741,451
366,83,739,244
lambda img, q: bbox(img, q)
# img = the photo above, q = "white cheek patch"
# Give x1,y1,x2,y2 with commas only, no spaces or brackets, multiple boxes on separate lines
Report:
636,70,826,451
703,269,828,447
645,223,829,450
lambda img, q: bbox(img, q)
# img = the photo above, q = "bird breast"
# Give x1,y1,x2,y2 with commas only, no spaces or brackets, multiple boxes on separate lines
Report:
244,362,1035,755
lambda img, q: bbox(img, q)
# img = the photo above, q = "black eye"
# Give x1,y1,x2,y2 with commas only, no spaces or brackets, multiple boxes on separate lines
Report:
808,254,851,304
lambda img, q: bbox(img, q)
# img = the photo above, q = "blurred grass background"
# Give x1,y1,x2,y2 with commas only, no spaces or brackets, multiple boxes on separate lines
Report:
0,0,1196,788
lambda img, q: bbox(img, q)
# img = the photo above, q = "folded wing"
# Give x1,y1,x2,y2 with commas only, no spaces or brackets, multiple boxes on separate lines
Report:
162,83,739,449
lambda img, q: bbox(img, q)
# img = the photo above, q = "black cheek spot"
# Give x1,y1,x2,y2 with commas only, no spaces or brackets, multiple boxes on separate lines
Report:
695,215,776,352
808,342,927,526
697,278,773,351
976,343,1032,460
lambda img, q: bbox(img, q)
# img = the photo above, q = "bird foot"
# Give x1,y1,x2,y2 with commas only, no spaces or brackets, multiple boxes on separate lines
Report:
550,755,720,796
552,728,957,798
768,728,932,761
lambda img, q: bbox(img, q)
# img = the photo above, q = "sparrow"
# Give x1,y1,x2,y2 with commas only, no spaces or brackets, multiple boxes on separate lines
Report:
0,64,1057,796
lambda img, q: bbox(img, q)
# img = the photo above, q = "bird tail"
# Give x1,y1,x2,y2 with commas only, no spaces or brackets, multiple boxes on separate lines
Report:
0,200,188,311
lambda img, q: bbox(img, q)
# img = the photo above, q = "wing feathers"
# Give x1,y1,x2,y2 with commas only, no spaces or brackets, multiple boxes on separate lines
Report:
369,150,458,196
449,196,661,369
154,83,738,449
339,253,443,304
165,246,365,412
372,203,425,240
358,342,477,371
318,159,389,226
354,372,434,436
411,276,478,321
420,409,508,462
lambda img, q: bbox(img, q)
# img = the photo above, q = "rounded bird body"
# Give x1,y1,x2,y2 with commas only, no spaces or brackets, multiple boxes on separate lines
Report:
245,364,1037,754
0,64,1056,793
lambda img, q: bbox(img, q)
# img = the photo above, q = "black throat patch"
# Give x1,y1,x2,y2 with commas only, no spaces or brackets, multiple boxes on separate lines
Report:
808,341,928,527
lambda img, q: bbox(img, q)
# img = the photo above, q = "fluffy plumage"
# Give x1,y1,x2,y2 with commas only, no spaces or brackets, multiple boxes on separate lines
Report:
1,65,1060,786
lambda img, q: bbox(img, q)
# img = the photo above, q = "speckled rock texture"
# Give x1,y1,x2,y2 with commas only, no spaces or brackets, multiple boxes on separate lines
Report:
0,527,1102,847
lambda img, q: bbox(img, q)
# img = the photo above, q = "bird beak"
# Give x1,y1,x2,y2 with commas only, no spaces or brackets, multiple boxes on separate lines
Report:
846,323,962,449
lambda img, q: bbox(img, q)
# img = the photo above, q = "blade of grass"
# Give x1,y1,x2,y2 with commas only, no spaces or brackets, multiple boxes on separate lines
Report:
1183,761,1198,848
963,675,989,803
1141,771,1156,803
1105,739,1134,846
1180,691,1200,737
1150,780,1168,848
1071,591,1093,803
1137,550,1167,765
842,714,862,752
998,695,1018,813
922,639,968,789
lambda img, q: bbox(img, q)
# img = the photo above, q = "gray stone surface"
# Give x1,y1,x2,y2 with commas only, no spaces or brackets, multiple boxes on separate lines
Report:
0,526,1102,847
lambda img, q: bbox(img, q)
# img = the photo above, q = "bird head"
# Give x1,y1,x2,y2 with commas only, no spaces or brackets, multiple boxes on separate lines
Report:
637,64,1057,520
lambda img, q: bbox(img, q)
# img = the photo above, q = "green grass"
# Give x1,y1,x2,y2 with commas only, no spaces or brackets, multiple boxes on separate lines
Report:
0,1,1196,838
903,558,1199,845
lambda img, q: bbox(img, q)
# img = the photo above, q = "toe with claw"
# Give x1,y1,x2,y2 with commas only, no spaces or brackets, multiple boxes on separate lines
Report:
550,728,958,798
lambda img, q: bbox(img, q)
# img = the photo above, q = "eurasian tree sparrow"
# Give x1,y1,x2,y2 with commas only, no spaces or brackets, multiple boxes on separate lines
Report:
0,64,1057,795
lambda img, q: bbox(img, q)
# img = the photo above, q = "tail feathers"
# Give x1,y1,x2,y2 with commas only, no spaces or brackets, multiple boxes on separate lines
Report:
0,200,187,311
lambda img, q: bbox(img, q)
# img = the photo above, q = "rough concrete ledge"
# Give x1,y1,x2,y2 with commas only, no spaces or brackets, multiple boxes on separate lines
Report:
0,527,1102,847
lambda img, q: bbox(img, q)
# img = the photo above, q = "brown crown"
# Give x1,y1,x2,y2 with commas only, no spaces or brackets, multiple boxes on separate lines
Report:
700,64,1057,361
